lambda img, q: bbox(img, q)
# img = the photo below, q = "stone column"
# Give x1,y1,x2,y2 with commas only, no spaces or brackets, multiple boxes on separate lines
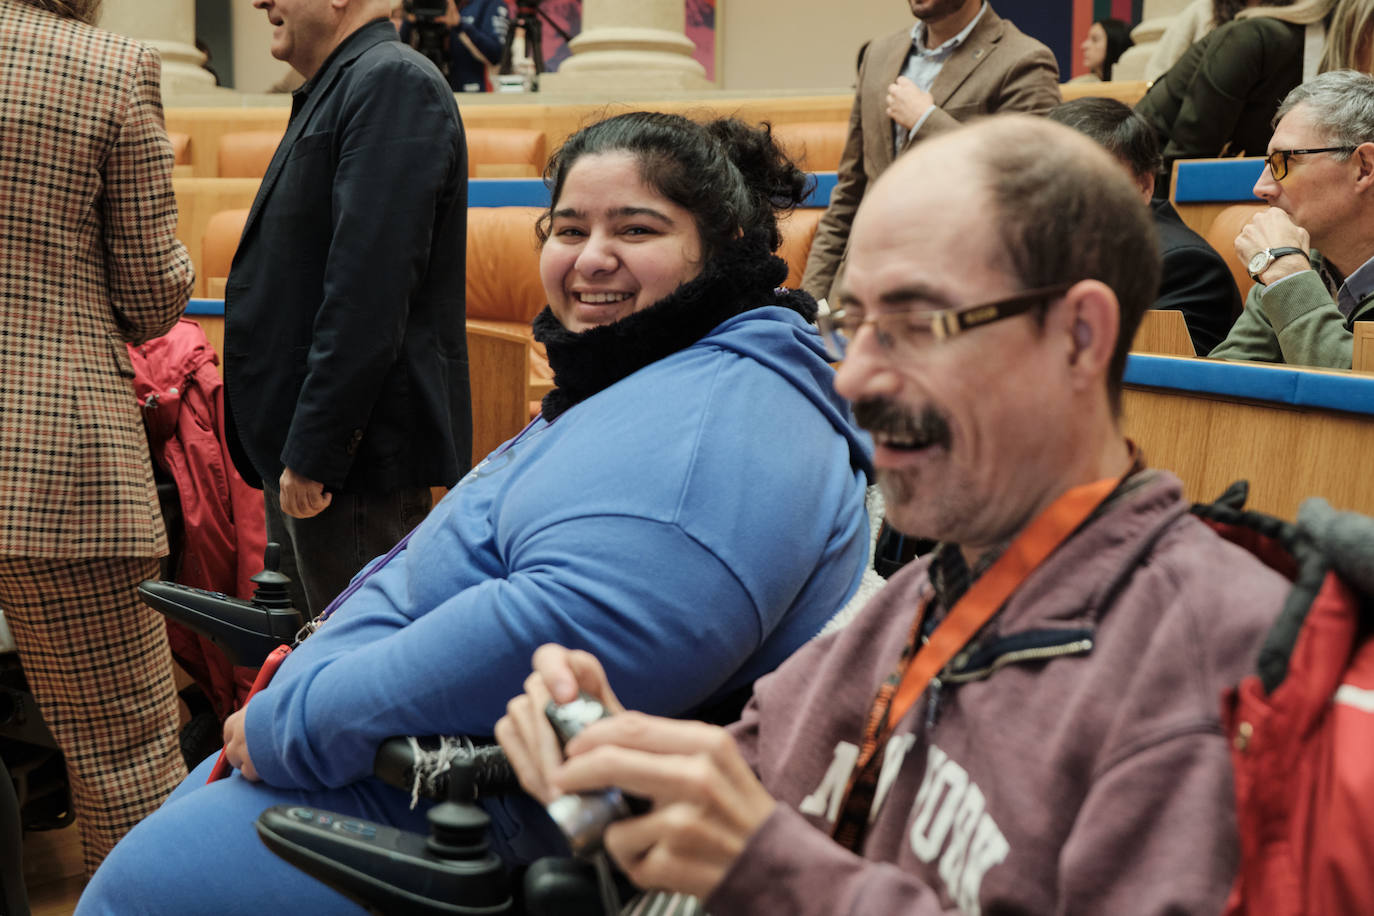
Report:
99,0,217,96
539,0,712,94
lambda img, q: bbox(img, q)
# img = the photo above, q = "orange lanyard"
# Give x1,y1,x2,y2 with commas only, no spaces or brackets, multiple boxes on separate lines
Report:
832,471,1126,850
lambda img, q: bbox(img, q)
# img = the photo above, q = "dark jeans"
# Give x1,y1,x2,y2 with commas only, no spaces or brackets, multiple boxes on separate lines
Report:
261,483,432,618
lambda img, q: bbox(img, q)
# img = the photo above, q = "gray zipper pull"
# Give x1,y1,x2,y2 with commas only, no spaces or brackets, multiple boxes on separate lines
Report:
925,677,943,731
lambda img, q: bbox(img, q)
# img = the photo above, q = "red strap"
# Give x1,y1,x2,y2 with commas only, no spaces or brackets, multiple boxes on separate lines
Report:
207,643,293,783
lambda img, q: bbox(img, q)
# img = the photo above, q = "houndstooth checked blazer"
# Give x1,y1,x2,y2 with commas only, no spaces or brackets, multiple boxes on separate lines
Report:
0,0,193,559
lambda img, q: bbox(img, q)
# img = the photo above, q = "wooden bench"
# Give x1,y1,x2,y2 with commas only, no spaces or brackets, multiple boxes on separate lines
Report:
166,98,856,178
210,126,549,180
1060,79,1150,106
1131,310,1195,357
1354,321,1374,373
1123,354,1374,518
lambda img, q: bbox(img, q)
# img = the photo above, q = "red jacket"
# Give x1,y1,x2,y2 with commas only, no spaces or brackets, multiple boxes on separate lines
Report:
129,319,267,717
1201,491,1374,916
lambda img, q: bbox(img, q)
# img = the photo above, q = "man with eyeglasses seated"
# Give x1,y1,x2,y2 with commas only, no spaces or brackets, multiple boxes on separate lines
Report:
1211,70,1374,368
496,116,1289,915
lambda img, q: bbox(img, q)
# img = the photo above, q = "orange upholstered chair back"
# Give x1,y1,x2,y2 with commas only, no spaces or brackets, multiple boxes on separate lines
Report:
1203,203,1266,301
776,208,825,289
467,128,547,178
217,130,284,178
202,208,250,297
771,121,848,172
168,132,191,165
465,207,548,323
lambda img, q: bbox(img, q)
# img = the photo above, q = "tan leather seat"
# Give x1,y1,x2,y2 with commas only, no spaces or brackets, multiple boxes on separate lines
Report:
217,130,284,178
777,208,825,290
467,128,547,178
771,121,848,172
1203,203,1266,302
168,131,191,165
202,208,250,299
464,207,551,456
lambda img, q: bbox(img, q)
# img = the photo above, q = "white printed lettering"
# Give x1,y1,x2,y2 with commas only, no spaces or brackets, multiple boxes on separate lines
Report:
955,813,1010,916
937,781,985,892
798,741,860,823
908,751,967,862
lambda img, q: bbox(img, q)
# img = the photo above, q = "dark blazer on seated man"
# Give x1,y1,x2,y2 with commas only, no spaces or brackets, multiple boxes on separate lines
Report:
1046,97,1242,355
224,4,471,615
1152,198,1243,354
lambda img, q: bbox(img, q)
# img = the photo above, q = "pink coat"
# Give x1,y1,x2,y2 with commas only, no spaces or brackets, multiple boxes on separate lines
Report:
129,319,267,716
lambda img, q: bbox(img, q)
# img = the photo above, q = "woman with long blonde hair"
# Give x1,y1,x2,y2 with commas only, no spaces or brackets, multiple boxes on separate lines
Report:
1320,0,1374,70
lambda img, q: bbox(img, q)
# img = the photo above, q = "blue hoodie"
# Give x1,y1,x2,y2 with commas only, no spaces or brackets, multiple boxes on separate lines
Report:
244,305,872,788
77,304,872,916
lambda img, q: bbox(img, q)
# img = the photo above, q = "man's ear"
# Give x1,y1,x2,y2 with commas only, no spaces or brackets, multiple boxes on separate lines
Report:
1060,280,1120,388
1136,169,1156,204
1354,142,1374,193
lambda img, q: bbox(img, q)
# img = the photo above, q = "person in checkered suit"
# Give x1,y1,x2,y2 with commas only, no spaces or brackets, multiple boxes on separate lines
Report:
0,0,194,875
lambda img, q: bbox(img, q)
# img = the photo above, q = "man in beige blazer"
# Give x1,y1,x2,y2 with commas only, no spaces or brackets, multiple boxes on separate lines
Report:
803,0,1061,302
0,0,193,874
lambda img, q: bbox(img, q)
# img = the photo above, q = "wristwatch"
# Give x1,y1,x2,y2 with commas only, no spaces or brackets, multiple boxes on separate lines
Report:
1247,246,1309,282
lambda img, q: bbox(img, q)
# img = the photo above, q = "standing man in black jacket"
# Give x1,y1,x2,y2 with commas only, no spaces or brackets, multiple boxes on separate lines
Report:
227,0,471,614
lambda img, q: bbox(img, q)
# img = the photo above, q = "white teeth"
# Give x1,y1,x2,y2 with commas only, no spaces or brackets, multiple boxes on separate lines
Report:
874,431,922,448
576,292,632,304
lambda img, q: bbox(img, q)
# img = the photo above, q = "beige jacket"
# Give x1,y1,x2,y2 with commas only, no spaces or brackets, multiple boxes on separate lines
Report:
0,1,193,557
801,7,1061,301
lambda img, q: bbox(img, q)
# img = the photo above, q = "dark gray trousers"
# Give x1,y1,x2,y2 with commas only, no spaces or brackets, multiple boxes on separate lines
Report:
261,483,432,618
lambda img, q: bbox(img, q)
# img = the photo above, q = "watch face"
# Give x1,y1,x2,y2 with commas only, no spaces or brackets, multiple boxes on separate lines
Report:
1248,250,1271,276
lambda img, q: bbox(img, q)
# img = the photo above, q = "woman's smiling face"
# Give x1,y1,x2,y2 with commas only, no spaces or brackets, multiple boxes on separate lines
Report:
540,151,704,333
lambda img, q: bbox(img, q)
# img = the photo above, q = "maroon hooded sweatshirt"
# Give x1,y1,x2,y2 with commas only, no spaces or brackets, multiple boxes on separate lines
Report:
709,471,1288,916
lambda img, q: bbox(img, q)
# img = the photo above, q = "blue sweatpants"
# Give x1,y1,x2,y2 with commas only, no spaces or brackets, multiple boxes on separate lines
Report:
77,754,562,915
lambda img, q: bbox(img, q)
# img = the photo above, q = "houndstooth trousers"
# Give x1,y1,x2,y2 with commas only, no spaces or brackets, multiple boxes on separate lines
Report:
0,557,187,876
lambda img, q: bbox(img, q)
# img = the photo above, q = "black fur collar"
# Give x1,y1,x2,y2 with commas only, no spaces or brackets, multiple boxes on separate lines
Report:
532,231,817,421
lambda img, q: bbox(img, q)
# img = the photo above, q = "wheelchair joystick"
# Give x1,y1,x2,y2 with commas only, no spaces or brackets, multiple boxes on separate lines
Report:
136,541,304,669
248,542,293,610
255,754,514,915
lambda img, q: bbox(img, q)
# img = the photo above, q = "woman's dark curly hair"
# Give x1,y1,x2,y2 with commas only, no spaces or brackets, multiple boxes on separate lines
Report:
536,111,814,261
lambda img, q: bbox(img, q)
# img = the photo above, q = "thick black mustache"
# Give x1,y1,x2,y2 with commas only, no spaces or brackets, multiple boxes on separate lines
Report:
852,397,952,448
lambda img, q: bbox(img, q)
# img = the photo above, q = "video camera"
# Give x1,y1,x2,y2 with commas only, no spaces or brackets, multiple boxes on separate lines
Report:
404,0,449,20
403,0,453,77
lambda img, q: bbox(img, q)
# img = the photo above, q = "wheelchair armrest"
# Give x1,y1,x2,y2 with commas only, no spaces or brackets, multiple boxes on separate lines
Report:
137,580,301,669
137,541,302,669
374,736,519,801
254,738,617,914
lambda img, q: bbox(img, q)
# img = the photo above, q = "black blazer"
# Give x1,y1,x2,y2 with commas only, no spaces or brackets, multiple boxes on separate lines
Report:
224,19,470,494
1153,199,1243,355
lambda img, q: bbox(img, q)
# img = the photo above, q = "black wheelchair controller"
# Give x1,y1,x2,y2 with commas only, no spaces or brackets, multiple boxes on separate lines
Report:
256,741,611,915
136,542,303,668
255,798,513,916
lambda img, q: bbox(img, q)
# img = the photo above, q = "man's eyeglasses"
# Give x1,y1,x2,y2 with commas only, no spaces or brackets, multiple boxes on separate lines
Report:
816,284,1072,361
1264,147,1356,181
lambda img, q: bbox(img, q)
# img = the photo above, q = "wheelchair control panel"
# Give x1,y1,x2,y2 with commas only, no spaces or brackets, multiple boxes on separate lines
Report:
136,542,302,668
256,803,513,915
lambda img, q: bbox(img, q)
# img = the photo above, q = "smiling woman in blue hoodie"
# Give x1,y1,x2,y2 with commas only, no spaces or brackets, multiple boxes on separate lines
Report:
79,112,875,914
